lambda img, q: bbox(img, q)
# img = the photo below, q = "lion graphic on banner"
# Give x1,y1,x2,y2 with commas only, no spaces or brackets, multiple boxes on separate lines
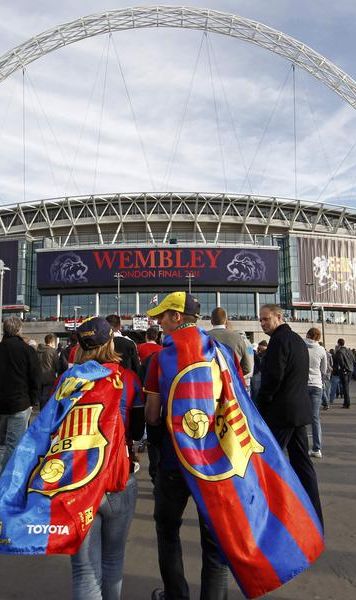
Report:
50,252,88,283
313,255,356,292
227,251,266,282
313,256,331,287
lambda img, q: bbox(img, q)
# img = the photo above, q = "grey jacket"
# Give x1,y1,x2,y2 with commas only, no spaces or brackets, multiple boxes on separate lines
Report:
207,327,254,380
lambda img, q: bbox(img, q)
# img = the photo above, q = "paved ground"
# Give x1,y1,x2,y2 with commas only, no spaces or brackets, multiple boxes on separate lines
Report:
1,397,355,600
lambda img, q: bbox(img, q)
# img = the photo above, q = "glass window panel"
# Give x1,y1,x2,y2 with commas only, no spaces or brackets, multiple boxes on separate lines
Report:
259,293,278,306
99,293,136,318
61,294,96,319
139,293,167,315
220,293,256,319
99,293,118,317
195,292,217,319
40,295,57,319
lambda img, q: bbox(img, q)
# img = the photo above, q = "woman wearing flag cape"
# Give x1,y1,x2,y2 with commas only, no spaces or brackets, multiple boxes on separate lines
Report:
145,291,324,600
0,316,144,600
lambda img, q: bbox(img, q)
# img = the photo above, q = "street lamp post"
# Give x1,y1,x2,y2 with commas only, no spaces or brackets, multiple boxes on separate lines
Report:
114,273,124,317
74,305,82,330
185,272,195,294
305,282,314,322
320,305,326,346
0,259,10,340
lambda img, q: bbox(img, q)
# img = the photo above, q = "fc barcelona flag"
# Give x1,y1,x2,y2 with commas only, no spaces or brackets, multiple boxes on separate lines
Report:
160,326,324,599
0,360,129,554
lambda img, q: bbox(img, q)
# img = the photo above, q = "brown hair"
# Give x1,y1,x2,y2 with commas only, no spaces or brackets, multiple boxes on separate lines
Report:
106,314,121,330
165,310,197,324
146,326,159,341
211,307,227,326
75,338,121,364
306,327,321,341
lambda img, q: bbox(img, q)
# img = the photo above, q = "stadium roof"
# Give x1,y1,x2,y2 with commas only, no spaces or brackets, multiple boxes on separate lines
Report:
0,192,355,246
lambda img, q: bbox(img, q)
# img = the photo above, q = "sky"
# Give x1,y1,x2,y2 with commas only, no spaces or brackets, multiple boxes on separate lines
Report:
1,0,356,208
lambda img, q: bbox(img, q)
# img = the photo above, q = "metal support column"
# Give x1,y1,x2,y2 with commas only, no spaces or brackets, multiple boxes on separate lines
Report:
56,293,61,321
255,292,260,318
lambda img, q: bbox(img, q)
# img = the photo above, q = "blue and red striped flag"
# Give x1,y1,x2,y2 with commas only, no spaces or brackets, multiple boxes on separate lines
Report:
160,326,324,599
0,361,129,554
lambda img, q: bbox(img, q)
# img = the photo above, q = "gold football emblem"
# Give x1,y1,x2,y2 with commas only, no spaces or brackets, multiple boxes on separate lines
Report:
183,409,209,439
40,458,65,483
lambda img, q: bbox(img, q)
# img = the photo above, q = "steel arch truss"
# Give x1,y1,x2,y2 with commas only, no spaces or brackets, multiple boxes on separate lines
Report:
0,6,356,109
0,193,355,243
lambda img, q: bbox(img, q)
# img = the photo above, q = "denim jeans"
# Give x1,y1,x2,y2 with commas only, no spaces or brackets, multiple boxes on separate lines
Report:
71,475,138,600
154,468,228,600
329,375,339,404
308,386,322,452
0,407,32,474
322,378,331,407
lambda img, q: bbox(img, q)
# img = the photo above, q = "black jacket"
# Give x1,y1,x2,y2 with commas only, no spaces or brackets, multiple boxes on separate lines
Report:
333,346,354,374
256,323,311,427
0,335,41,414
113,335,140,374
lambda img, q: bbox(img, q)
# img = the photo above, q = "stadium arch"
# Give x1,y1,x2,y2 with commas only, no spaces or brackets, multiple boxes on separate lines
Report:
0,5,356,110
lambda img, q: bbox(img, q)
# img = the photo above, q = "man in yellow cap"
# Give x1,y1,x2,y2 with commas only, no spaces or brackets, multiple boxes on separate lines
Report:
145,291,229,600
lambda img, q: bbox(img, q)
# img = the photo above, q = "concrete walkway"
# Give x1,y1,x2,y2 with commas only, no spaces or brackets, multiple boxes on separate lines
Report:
1,399,355,600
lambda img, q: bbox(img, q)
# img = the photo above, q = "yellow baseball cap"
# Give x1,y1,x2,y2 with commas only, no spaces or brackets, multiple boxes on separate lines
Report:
146,291,200,318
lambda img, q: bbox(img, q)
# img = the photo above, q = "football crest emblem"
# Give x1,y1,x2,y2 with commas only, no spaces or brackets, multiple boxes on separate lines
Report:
167,351,264,481
28,404,107,497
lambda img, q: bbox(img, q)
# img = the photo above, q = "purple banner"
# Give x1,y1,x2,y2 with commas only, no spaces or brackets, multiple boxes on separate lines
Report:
296,236,356,307
0,240,18,305
37,247,278,290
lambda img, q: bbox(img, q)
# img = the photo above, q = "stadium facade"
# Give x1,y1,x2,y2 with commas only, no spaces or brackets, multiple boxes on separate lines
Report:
2,191,356,345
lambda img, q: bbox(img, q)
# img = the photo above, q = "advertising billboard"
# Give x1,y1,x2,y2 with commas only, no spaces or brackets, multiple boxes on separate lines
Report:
296,236,356,307
0,239,18,305
37,246,278,290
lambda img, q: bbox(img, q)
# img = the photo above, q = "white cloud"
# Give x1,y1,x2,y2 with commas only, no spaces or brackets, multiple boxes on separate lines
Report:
0,1,356,207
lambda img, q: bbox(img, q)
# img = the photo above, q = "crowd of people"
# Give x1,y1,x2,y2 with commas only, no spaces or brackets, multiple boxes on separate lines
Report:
0,296,352,599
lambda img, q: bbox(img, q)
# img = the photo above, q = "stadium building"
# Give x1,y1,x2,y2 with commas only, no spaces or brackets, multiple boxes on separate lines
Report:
2,191,356,346
2,8,356,345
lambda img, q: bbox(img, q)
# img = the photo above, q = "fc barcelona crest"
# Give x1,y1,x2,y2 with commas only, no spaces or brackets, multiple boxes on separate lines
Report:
167,351,264,481
28,404,108,497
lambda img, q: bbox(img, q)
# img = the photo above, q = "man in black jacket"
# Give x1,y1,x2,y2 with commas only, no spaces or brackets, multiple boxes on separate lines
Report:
106,314,140,374
333,338,353,408
0,317,41,474
256,304,323,527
